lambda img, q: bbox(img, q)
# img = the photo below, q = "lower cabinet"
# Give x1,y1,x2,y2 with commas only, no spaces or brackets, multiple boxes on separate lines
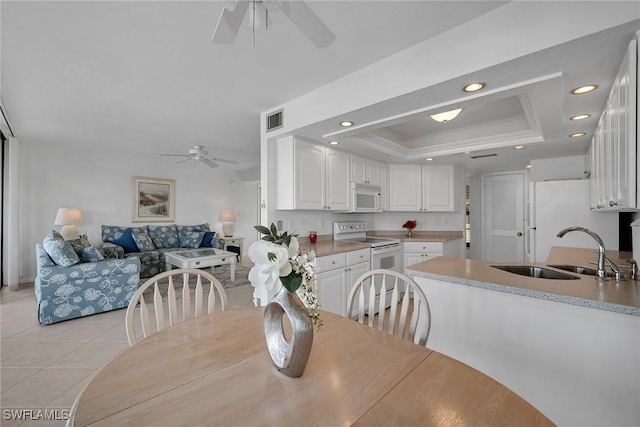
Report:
403,241,460,269
316,249,370,316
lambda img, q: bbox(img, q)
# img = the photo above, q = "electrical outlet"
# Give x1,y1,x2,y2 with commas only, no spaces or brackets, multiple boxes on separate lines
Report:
276,220,283,231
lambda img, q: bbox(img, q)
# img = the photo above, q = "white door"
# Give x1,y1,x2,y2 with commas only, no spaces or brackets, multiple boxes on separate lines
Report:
483,172,525,262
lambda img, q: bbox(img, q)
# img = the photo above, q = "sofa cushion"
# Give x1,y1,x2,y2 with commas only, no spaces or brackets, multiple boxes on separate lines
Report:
147,225,179,249
177,223,210,234
200,231,216,247
131,229,156,251
67,238,105,263
102,225,142,253
43,230,80,267
180,230,205,249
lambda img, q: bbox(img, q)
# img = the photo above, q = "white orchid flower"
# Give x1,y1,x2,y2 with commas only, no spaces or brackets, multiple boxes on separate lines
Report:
248,240,292,291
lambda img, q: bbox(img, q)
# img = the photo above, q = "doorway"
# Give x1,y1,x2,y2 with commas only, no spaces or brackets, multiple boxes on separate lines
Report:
482,171,526,262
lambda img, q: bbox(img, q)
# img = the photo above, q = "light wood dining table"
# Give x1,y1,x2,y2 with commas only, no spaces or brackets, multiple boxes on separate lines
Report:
71,307,553,426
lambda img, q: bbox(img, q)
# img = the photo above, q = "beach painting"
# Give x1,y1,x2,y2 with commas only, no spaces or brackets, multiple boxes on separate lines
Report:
132,176,175,222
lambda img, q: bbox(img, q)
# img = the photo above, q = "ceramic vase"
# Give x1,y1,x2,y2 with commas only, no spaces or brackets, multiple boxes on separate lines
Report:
263,286,314,378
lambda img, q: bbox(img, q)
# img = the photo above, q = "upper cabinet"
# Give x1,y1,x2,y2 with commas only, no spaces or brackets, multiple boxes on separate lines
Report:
351,155,382,186
388,164,461,212
276,137,351,211
590,38,637,211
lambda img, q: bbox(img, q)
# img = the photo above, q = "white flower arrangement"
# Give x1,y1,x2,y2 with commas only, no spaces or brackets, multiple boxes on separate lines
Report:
248,224,322,329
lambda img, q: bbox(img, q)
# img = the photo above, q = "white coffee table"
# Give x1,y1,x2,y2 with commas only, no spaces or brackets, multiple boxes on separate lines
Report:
164,248,237,281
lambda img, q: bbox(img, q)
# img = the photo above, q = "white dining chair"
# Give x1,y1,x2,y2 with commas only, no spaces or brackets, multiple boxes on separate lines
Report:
125,268,228,346
346,269,431,346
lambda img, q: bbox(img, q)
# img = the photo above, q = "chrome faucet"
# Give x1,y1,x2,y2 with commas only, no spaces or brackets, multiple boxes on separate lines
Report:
556,227,608,280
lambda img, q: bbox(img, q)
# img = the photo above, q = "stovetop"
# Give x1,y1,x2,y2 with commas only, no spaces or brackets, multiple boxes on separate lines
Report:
333,221,400,247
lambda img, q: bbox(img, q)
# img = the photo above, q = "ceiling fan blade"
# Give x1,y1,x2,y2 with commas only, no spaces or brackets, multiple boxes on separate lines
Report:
172,158,193,165
158,153,191,157
201,158,219,168
212,1,250,44
278,1,335,49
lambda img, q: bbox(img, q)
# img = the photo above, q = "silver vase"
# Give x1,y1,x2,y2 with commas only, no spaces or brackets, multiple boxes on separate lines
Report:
263,287,314,378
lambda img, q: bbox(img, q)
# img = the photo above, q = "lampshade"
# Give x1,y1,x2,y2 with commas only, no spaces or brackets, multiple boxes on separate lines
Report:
54,208,83,240
219,210,239,237
430,108,462,123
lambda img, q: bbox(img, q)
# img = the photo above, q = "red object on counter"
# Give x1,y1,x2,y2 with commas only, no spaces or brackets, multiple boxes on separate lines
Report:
309,232,318,243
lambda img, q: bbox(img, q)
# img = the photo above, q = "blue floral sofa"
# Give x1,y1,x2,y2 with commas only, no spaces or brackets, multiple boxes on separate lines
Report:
35,231,141,325
100,223,224,279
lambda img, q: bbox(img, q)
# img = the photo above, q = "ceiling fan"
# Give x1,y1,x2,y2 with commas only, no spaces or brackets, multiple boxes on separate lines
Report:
212,0,336,49
157,145,238,169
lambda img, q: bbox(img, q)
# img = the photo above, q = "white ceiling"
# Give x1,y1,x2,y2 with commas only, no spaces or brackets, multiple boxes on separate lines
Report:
2,1,639,178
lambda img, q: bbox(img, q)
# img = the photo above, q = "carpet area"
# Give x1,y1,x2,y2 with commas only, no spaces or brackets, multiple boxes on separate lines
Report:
211,263,251,289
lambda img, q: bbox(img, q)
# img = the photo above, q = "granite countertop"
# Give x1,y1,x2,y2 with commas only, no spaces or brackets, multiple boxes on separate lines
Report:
367,230,464,242
406,246,640,317
298,237,370,257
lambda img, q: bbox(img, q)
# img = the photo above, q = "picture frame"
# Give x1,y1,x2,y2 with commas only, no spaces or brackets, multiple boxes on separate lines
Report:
131,176,176,222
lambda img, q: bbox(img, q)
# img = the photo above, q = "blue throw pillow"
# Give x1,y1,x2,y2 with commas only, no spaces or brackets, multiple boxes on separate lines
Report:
42,230,80,267
200,231,216,247
112,228,140,253
131,229,156,251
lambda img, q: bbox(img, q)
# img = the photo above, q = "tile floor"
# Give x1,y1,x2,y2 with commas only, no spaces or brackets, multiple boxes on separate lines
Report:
0,276,255,426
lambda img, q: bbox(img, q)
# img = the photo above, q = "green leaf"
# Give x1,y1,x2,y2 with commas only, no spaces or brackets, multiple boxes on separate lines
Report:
280,272,302,293
270,223,277,236
255,225,271,235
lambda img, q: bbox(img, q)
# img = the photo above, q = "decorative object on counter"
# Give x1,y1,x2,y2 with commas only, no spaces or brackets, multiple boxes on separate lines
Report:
218,210,238,236
403,220,417,237
248,223,321,378
54,208,83,240
309,231,317,243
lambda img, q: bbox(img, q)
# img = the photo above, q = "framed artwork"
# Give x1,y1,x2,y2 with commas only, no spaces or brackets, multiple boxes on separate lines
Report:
131,176,176,222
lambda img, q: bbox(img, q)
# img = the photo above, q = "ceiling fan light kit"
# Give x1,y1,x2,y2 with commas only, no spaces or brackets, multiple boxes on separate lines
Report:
212,0,335,48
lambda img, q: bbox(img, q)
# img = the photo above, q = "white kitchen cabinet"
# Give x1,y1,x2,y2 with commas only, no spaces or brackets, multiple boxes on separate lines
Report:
590,38,637,211
351,155,382,186
316,249,370,316
276,136,350,211
388,164,460,212
403,240,460,269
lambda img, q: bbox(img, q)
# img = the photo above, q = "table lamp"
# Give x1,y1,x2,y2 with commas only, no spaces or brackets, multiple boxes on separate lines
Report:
54,208,83,240
218,210,238,237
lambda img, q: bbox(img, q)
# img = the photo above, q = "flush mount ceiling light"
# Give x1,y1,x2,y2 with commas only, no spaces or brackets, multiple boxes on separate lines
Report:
463,82,485,92
328,141,339,145
570,114,591,121
339,121,353,127
513,145,525,150
570,85,598,94
430,108,462,123
570,132,587,138
425,157,434,161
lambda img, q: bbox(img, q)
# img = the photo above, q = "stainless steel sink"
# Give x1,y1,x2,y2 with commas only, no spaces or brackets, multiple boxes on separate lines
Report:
546,264,611,277
492,265,580,280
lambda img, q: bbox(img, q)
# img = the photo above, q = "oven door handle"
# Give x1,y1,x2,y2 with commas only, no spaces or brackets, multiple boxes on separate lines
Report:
371,244,401,255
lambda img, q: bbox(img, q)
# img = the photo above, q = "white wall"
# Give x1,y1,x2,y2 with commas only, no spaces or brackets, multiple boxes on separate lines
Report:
19,140,258,282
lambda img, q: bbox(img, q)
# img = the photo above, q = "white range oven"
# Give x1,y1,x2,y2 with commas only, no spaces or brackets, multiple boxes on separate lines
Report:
333,221,402,312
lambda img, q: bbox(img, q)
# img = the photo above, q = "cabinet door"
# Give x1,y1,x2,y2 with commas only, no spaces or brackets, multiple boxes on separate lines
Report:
326,148,351,211
346,261,370,313
388,164,422,211
365,160,381,186
317,268,347,316
295,141,325,210
404,253,424,269
423,165,455,211
350,155,367,184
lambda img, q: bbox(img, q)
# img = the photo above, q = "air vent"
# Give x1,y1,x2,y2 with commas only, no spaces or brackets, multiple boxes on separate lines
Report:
266,109,283,132
470,153,497,159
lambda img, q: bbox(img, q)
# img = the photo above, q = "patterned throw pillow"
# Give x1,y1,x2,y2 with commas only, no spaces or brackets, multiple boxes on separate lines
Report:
131,229,156,251
147,225,179,249
180,231,205,249
42,230,80,267
78,246,105,263
200,231,216,247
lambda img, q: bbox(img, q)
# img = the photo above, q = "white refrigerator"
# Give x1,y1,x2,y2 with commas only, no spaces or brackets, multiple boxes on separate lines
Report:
527,180,619,263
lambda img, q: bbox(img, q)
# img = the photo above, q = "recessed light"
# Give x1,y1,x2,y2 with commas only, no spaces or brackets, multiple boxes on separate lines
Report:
339,121,353,127
425,157,434,161
570,114,591,121
570,85,598,94
328,141,339,145
513,145,525,150
569,132,586,138
463,82,485,92
526,164,531,168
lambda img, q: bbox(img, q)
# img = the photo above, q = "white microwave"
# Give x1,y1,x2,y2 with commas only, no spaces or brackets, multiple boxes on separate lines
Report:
351,182,382,213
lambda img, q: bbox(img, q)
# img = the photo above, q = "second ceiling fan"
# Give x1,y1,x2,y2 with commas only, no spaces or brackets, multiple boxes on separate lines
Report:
212,0,336,48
